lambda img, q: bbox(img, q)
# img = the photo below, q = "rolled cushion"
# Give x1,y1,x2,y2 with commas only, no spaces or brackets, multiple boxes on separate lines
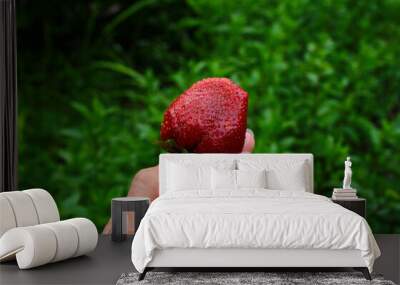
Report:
0,189,60,238
0,218,97,269
0,191,39,227
65,218,98,257
0,196,17,237
42,221,79,262
0,226,57,268
24,189,60,224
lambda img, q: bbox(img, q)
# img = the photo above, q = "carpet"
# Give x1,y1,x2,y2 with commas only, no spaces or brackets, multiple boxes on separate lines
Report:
116,271,396,285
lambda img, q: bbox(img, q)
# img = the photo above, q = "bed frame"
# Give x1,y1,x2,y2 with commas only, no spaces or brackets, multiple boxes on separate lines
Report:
139,154,371,280
140,248,370,280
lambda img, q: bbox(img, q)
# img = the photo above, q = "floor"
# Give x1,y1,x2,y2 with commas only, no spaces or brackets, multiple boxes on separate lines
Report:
0,236,135,285
0,235,398,285
374,234,400,284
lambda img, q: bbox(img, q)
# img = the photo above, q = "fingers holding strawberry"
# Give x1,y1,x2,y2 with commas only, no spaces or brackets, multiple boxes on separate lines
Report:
242,129,255,153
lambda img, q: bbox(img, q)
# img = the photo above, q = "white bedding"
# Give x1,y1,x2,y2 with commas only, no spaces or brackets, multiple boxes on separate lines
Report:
131,190,380,273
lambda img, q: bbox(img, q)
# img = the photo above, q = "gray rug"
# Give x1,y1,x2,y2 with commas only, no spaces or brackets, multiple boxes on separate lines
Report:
116,272,396,285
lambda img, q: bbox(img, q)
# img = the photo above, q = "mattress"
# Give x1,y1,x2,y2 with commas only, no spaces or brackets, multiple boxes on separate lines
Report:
131,190,380,273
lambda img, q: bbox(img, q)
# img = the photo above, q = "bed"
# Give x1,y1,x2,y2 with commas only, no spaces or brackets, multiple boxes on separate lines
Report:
131,154,380,280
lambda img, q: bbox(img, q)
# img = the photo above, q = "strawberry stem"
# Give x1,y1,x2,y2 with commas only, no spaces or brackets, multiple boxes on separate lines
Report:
157,139,189,153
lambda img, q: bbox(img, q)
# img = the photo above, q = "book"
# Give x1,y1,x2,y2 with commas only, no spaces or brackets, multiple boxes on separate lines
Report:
332,196,359,200
332,193,358,199
333,188,357,193
332,192,357,197
332,188,358,200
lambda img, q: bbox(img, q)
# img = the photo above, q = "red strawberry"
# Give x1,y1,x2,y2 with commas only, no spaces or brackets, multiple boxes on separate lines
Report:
160,77,248,153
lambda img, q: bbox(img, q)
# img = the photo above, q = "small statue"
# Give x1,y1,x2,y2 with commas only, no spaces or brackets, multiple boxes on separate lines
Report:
343,156,352,189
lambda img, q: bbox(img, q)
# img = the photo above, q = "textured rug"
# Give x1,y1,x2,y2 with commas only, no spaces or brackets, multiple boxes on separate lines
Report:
116,271,396,285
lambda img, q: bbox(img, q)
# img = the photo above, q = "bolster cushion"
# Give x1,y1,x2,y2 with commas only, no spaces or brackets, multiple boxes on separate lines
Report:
0,189,60,237
0,218,98,269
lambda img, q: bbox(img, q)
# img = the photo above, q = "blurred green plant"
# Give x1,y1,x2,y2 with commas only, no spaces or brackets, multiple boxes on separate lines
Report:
17,0,400,232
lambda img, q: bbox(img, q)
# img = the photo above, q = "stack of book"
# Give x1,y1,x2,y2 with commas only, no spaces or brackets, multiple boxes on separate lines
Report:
332,188,358,200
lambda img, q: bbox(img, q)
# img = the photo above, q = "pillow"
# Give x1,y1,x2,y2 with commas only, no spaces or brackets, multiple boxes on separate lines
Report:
236,169,267,188
211,169,268,190
238,159,308,191
211,168,237,190
166,162,211,191
165,159,236,192
266,168,307,191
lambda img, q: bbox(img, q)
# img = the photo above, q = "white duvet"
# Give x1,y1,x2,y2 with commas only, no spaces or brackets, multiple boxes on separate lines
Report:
131,190,380,273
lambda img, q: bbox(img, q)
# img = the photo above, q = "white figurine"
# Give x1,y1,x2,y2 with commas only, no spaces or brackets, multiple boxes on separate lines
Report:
343,156,352,189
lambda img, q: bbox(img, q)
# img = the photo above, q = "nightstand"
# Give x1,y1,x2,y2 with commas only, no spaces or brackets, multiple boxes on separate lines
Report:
331,198,366,218
111,197,150,242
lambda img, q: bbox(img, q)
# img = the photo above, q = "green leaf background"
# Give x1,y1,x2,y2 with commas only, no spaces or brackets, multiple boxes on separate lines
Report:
17,0,400,232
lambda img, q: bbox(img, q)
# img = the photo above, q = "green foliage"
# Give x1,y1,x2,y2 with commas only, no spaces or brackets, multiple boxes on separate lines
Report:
17,0,400,232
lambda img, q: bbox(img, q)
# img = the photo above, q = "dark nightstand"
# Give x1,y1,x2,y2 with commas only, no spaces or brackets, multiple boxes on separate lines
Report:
111,197,150,242
331,198,366,218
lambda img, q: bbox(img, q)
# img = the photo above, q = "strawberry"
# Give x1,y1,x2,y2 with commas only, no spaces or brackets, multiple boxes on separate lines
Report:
160,77,248,153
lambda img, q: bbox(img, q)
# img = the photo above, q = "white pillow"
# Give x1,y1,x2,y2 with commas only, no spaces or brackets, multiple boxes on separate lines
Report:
211,169,268,190
238,159,308,191
166,159,236,192
236,169,267,188
166,162,211,191
266,167,307,191
211,168,237,190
